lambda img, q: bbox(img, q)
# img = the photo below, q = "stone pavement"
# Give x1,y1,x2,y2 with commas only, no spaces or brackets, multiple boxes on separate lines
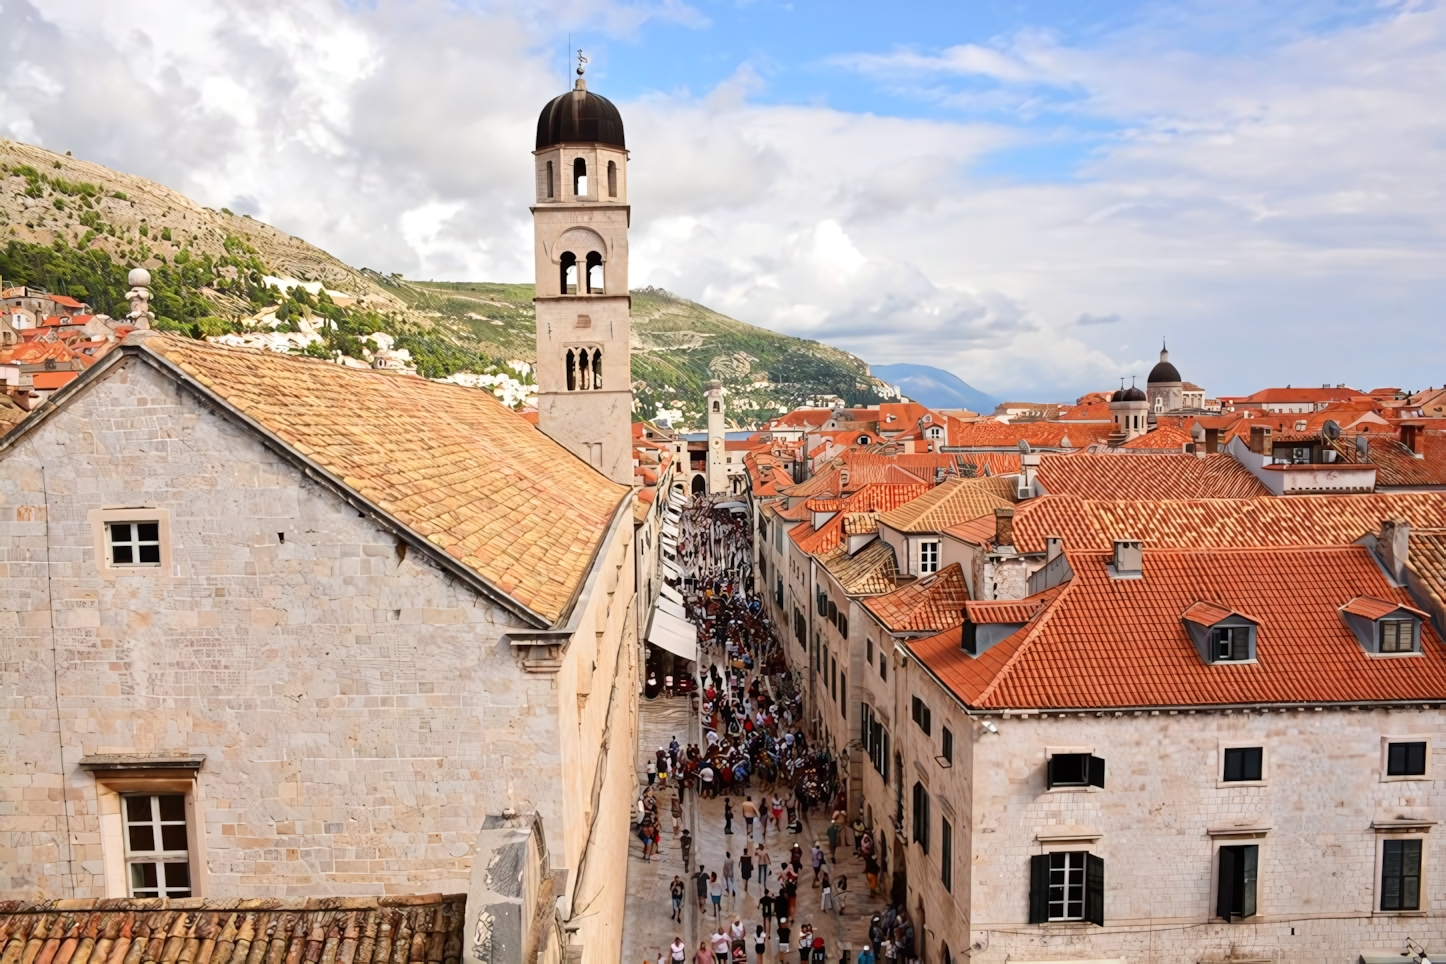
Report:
622,681,889,963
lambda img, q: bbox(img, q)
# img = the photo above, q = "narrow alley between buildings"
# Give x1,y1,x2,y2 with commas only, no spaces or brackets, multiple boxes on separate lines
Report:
622,496,911,964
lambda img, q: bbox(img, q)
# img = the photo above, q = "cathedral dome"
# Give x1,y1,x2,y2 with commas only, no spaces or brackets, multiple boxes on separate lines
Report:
536,84,626,150
1148,343,1181,384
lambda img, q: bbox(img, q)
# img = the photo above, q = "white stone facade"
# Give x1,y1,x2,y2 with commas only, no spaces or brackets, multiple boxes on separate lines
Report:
0,359,639,963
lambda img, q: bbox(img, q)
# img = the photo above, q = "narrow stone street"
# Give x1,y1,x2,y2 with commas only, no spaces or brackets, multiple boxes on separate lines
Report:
621,498,889,963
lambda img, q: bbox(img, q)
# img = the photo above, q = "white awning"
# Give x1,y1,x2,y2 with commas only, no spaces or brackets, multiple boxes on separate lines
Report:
660,583,684,605
661,559,681,579
661,521,679,537
647,610,698,662
658,596,689,621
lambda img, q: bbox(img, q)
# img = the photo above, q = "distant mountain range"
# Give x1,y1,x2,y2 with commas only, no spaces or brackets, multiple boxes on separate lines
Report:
870,363,996,414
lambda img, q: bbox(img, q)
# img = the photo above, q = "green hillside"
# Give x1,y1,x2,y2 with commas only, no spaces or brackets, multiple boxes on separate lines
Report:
380,277,898,425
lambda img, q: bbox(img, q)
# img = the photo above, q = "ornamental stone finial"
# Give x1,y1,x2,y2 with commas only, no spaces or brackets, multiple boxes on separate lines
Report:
126,267,154,330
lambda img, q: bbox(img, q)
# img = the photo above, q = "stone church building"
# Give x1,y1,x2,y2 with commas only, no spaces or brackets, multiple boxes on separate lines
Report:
0,74,647,964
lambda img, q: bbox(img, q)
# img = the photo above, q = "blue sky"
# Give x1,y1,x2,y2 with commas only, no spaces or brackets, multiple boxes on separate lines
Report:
4,0,1443,399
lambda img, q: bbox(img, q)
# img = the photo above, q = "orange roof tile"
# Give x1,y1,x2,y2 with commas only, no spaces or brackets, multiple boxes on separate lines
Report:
948,420,1115,449
877,476,1017,532
1033,453,1271,500
863,563,970,633
908,545,1446,709
964,598,1048,624
1119,425,1193,450
1010,492,1446,556
1340,596,1427,620
114,334,628,625
1180,601,1247,626
819,539,899,595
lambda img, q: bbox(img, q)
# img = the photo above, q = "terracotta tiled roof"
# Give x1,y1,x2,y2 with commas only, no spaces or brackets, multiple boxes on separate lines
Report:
791,483,931,555
955,452,1022,477
1033,453,1271,500
819,539,899,595
1009,492,1446,556
1119,425,1193,450
908,545,1446,710
948,420,1114,449
843,512,879,535
0,895,465,964
965,598,1048,624
126,334,628,625
1345,432,1446,488
877,476,1016,532
1340,596,1427,620
1411,530,1446,618
942,513,998,546
863,563,970,633
1180,601,1249,626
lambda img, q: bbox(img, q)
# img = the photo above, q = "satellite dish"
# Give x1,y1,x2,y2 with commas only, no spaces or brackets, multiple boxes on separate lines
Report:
1323,419,1341,440
1018,440,1031,454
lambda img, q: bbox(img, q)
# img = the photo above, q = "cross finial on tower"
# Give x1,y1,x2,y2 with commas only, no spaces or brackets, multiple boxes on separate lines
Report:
576,49,587,76
1160,338,1169,361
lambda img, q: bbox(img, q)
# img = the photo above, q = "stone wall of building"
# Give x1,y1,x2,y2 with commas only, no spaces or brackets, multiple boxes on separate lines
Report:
0,358,637,962
889,683,1446,962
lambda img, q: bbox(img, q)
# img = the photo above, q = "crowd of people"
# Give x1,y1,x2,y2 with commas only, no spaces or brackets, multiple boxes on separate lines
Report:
639,496,921,964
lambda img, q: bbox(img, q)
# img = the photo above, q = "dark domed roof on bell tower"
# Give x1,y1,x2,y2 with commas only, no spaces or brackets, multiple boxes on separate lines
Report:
1148,341,1181,384
536,81,626,150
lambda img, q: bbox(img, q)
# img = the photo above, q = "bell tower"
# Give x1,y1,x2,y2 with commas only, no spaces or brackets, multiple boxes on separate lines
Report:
531,54,634,486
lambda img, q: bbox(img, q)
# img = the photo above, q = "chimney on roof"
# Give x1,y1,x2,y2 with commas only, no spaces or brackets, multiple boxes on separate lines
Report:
1401,423,1424,456
994,507,1015,549
1205,427,1220,454
1249,425,1272,455
1110,538,1143,578
1355,434,1369,460
1045,535,1063,562
1377,518,1410,583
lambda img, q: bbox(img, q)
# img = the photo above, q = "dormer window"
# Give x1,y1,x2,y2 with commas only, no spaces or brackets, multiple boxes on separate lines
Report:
1182,602,1258,664
1340,597,1425,656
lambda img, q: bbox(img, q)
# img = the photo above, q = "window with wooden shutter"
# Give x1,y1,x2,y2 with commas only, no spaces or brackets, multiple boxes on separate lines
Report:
1047,753,1105,789
941,817,953,892
1216,844,1258,920
1084,853,1105,926
1028,854,1050,923
911,782,930,854
1381,839,1422,911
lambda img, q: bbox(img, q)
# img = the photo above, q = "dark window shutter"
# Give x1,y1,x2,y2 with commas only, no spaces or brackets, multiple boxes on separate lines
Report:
1217,846,1237,920
1028,854,1050,923
1240,845,1258,918
1046,754,1058,789
1085,853,1105,926
1088,755,1106,788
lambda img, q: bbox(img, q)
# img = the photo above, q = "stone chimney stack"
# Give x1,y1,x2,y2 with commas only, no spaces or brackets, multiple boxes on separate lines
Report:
1378,518,1410,583
994,507,1015,549
1249,425,1272,455
1111,538,1143,578
1045,535,1063,562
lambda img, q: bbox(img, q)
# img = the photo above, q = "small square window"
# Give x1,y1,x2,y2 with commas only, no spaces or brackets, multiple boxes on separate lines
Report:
918,540,940,575
109,521,161,566
1223,747,1263,782
1048,752,1105,789
1380,620,1414,653
1387,741,1427,777
1211,626,1250,661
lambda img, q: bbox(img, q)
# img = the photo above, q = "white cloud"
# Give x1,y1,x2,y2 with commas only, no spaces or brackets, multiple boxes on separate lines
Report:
0,0,1441,398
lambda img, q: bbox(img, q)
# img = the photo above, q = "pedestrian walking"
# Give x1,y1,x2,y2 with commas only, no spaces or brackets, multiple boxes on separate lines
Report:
681,829,693,869
670,876,685,921
753,925,767,964
742,796,758,836
755,845,770,885
710,928,730,964
647,759,657,786
694,866,709,910
794,924,811,964
694,941,711,964
672,794,683,836
819,870,832,912
758,890,775,927
670,937,687,963
739,847,754,895
723,852,735,898
774,918,790,964
724,798,734,835
810,843,824,886
709,873,723,920
808,934,825,963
